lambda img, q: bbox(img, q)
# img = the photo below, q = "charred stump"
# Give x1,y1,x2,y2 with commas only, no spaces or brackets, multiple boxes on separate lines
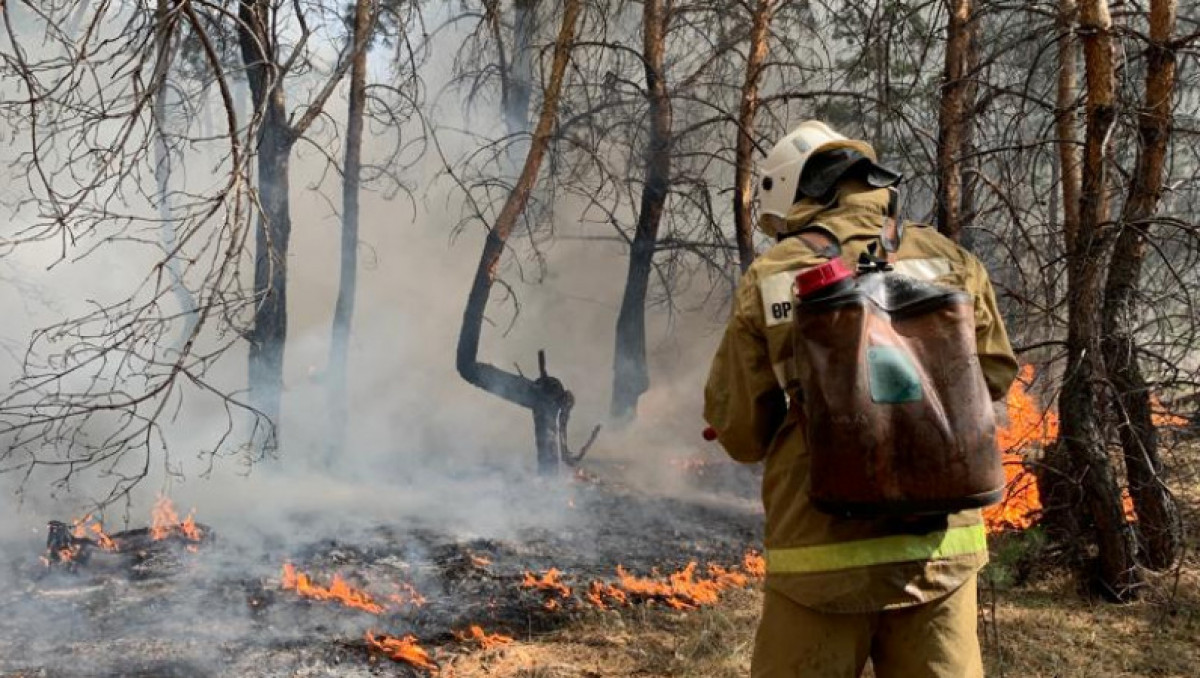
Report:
456,0,594,476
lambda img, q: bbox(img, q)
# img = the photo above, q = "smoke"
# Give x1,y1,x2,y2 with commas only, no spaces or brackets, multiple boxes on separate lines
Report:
0,0,745,557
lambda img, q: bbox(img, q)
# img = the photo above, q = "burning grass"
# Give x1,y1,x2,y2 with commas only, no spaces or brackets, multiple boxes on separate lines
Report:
523,551,765,614
281,563,386,615
366,631,438,671
40,495,208,569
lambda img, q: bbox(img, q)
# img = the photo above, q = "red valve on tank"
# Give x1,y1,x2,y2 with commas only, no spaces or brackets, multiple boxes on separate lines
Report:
795,258,854,301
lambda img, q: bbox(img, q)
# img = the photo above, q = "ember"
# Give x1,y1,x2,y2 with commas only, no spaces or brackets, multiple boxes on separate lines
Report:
365,631,438,671
280,563,385,614
387,581,428,608
454,624,514,650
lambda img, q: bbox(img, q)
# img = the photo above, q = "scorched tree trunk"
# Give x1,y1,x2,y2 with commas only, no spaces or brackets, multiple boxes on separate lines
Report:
611,0,672,422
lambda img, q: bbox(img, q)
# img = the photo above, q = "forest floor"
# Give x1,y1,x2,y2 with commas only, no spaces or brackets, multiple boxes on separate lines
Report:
439,444,1200,678
1,440,1197,677
435,550,1200,678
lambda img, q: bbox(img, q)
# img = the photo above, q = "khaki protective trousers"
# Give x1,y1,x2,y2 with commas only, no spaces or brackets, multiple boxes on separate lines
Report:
751,576,983,678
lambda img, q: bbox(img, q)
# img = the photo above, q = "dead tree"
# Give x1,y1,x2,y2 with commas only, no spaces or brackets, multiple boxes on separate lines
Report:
610,0,673,422
236,0,364,444
1100,0,1182,571
935,0,978,241
1059,0,1141,600
327,0,381,460
456,0,597,475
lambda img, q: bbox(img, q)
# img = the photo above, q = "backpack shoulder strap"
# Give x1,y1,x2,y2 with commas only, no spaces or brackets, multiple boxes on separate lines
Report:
880,217,904,264
879,187,907,264
792,223,842,259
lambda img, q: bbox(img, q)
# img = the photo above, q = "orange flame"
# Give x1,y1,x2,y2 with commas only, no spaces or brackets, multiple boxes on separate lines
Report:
71,515,118,551
612,562,727,610
742,549,766,578
150,495,180,540
365,631,437,671
281,563,385,614
150,495,203,543
521,568,572,600
585,580,628,608
984,366,1179,532
454,625,514,650
985,366,1054,532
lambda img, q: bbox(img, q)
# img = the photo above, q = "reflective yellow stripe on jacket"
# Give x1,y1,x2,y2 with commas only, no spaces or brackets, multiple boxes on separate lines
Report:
766,524,987,575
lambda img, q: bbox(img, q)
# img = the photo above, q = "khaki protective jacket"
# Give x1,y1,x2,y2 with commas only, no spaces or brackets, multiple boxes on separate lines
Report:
704,186,1018,614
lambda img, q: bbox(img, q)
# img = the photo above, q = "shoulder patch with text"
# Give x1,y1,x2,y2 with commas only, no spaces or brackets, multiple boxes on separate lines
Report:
759,271,800,327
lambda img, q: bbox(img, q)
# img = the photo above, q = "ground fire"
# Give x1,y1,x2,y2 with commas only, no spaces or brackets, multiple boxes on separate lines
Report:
365,631,438,671
454,625,514,650
41,496,208,568
280,563,387,614
525,549,766,613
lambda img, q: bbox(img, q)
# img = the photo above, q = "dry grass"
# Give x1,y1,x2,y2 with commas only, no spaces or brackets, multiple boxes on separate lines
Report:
443,547,1198,678
443,452,1200,677
442,569,1197,678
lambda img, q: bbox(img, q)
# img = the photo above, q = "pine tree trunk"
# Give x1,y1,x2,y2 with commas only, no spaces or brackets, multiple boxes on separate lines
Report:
732,0,775,272
327,0,375,460
1062,0,1140,600
610,0,672,422
239,0,295,442
1039,0,1085,546
936,0,976,241
1101,0,1180,571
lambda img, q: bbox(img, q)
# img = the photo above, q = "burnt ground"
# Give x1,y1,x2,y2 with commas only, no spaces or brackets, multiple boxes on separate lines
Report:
0,461,763,677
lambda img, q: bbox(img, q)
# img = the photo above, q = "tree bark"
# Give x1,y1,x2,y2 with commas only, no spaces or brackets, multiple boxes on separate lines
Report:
936,0,976,241
327,0,376,460
1057,0,1082,251
239,0,294,438
732,0,775,272
457,0,589,475
1039,0,1085,547
610,0,672,422
1101,0,1180,571
237,0,365,447
1061,0,1141,600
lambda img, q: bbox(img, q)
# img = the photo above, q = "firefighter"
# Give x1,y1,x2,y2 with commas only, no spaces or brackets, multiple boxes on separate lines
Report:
704,120,1018,678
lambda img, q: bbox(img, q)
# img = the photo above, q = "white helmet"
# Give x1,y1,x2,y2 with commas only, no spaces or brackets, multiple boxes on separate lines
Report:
756,120,880,219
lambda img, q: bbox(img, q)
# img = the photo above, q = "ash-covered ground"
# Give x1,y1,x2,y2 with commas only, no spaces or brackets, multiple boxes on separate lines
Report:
0,463,762,677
